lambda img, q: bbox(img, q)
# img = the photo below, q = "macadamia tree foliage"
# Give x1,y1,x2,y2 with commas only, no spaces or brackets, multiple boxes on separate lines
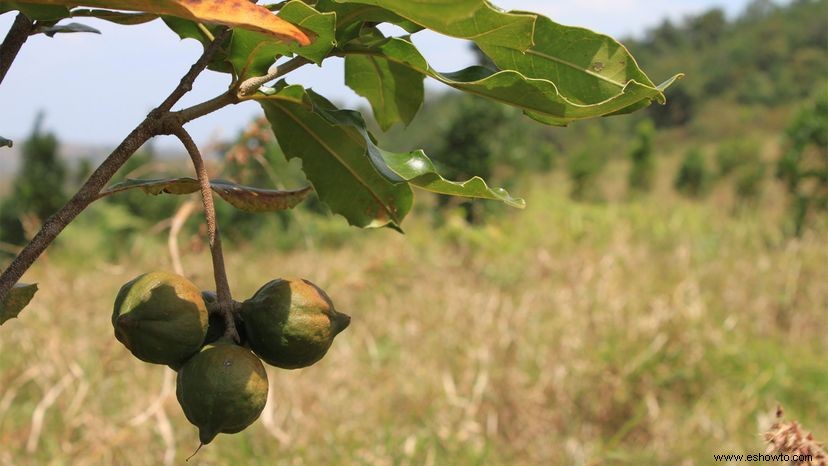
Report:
0,0,679,448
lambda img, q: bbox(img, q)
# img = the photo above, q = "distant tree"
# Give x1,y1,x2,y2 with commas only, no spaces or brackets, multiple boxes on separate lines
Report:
13,112,68,221
675,148,710,198
73,158,94,189
567,127,608,201
713,138,765,204
647,19,683,50
1,113,68,247
432,96,511,223
715,138,761,177
687,8,727,46
776,89,828,235
649,86,695,128
627,119,656,193
734,159,766,203
742,0,776,21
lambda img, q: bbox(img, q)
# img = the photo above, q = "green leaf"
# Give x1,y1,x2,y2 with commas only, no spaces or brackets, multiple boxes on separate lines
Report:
70,8,157,25
254,82,522,221
0,2,69,20
0,136,12,148
37,22,101,37
377,148,525,208
258,84,413,230
334,0,535,51
102,177,312,212
228,0,335,79
344,37,679,126
477,15,680,112
0,283,38,325
344,49,424,131
314,0,421,44
14,0,311,43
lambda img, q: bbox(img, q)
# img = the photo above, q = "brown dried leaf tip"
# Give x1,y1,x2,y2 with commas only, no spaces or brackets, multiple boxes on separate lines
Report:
764,406,827,466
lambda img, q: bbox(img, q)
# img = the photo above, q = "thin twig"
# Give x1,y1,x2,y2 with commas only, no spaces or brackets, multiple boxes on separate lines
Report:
0,13,37,85
234,56,310,99
173,128,239,343
0,32,233,304
154,28,229,115
0,36,314,304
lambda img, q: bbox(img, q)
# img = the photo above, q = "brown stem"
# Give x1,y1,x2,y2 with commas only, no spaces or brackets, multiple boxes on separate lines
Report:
0,36,313,304
173,128,239,343
0,32,233,304
0,13,37,86
155,29,229,115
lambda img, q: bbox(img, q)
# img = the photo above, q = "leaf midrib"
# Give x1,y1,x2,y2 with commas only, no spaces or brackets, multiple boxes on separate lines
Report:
268,100,400,224
525,49,624,89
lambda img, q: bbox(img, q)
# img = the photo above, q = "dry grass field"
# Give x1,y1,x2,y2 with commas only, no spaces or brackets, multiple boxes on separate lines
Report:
1,173,826,465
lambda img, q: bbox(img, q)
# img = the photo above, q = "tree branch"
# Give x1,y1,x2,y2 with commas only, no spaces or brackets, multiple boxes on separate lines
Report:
0,32,233,304
173,128,239,343
236,57,310,97
154,29,230,115
0,30,314,305
0,13,36,86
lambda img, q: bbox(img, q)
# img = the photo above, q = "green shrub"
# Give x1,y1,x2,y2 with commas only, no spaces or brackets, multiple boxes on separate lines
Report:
776,87,828,235
674,148,710,198
734,159,766,203
628,119,656,193
716,138,761,177
1,113,67,246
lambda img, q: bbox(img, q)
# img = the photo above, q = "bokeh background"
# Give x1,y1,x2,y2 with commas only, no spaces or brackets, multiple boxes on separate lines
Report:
1,0,826,464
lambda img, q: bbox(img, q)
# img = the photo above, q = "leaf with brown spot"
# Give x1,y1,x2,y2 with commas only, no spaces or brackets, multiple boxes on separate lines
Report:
0,283,38,325
209,180,313,213
70,8,158,25
12,0,311,44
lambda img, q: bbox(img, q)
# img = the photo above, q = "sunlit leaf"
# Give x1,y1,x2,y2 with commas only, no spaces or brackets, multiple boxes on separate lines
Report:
256,82,522,227
376,148,525,208
343,36,680,126
334,0,535,51
314,0,421,44
478,15,674,109
70,8,156,25
15,0,310,43
228,0,335,79
0,2,69,20
259,84,413,230
102,177,312,212
0,283,38,325
344,50,424,131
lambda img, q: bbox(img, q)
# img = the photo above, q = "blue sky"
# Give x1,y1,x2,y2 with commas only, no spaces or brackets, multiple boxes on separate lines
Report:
0,1,758,149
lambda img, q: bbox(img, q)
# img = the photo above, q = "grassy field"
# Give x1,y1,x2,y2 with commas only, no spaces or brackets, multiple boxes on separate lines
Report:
0,168,826,465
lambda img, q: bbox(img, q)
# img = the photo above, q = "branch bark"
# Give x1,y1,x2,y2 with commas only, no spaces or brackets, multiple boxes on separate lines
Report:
0,32,313,305
173,128,239,343
0,13,36,86
0,33,235,304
